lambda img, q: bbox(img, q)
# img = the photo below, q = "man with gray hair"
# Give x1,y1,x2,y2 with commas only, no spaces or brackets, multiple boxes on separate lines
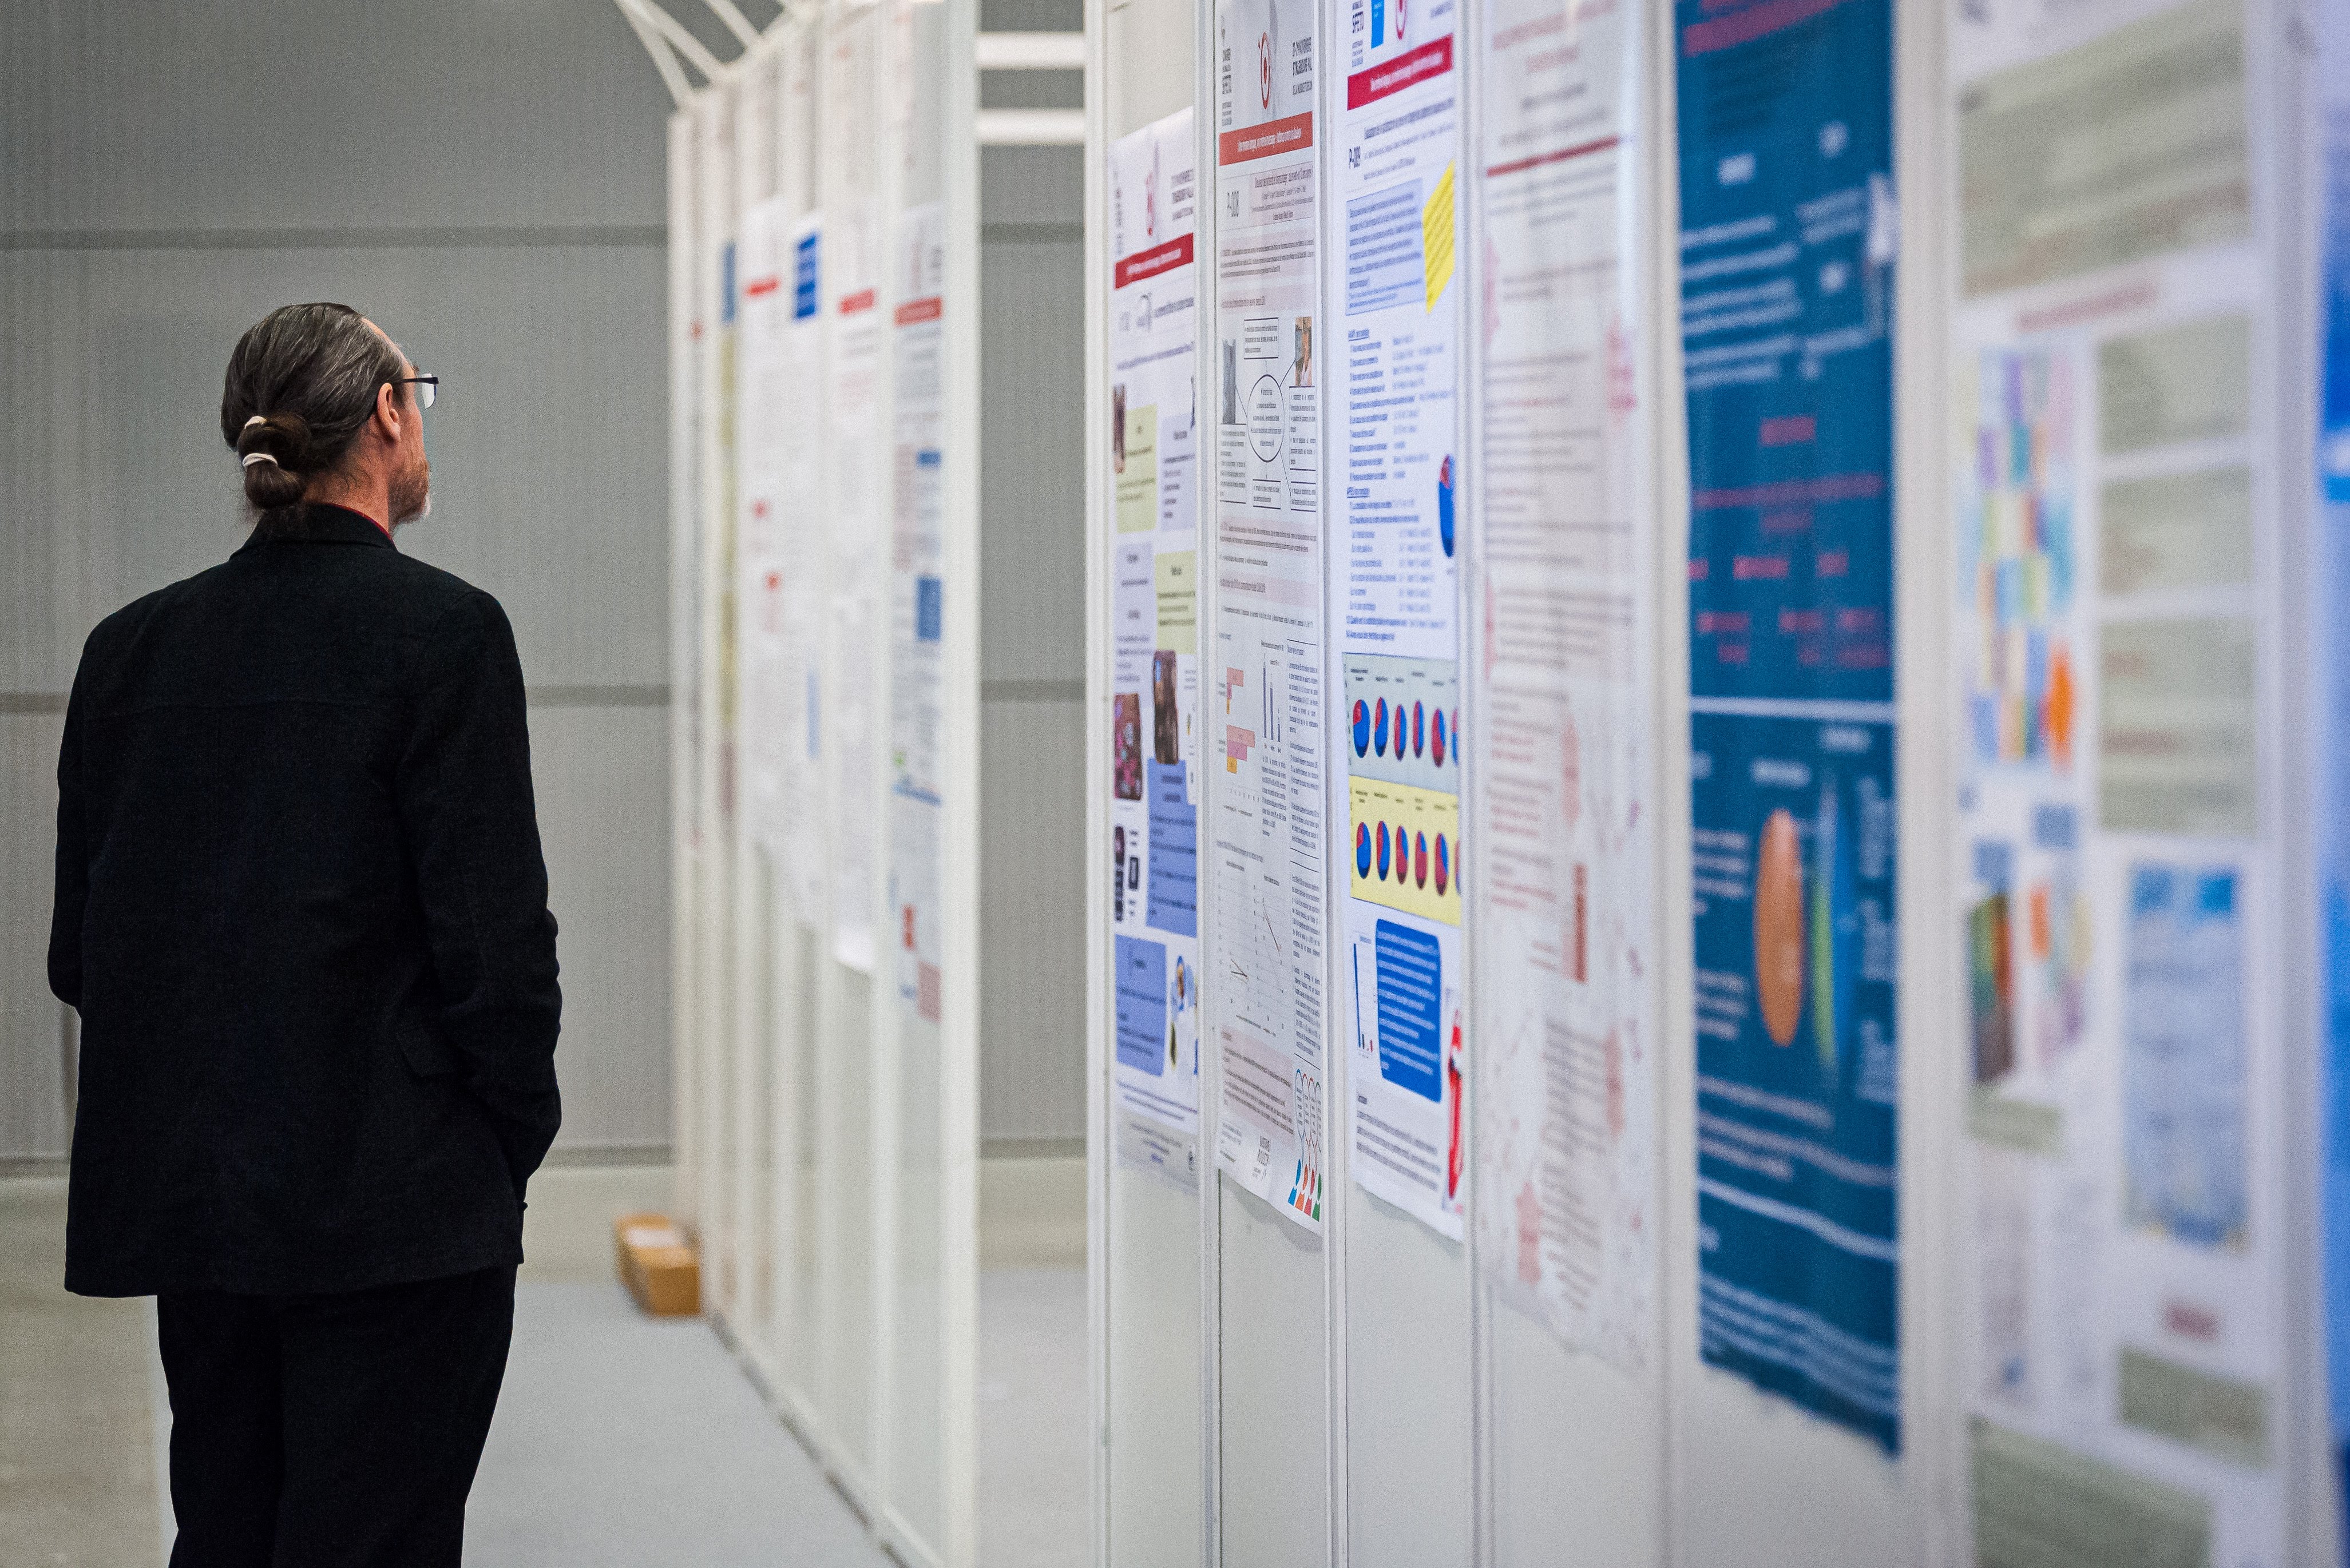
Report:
49,301,562,1566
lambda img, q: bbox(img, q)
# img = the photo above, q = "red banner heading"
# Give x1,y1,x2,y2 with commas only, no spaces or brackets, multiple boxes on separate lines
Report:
1346,36,1453,109
1114,232,1195,290
838,288,877,315
743,276,782,297
1218,109,1314,166
895,296,942,325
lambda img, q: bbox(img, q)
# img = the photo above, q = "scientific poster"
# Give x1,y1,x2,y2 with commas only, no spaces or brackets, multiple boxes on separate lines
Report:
1675,0,1901,1452
779,211,828,916
2325,0,2350,1551
1329,0,1464,1243
891,200,946,1024
1947,2,2285,1562
1210,0,1328,1229
736,196,790,858
1467,0,1655,1368
1109,111,1204,1181
824,8,886,973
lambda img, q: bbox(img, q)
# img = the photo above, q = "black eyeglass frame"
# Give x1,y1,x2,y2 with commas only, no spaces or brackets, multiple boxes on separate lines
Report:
395,374,438,411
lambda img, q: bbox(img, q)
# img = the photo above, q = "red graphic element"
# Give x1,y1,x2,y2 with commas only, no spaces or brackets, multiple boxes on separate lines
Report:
1570,862,1588,982
1444,1013,1464,1201
1114,233,1194,290
894,296,942,325
1516,1180,1541,1284
1681,0,1860,57
1485,133,1619,181
838,288,877,314
744,275,782,297
1394,0,1406,41
1259,30,1273,109
1345,36,1451,109
1225,724,1255,762
1607,311,1637,418
1693,472,1885,510
1414,832,1428,889
1219,109,1313,166
1604,1026,1626,1142
2163,1299,2220,1342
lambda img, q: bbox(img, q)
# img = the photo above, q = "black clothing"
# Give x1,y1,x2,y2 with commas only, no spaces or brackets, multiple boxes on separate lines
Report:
158,1264,516,1567
49,503,561,1298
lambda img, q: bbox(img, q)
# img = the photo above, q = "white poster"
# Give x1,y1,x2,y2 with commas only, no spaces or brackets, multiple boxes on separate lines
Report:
1331,0,1465,1240
1947,3,2284,1563
778,210,828,914
824,6,886,974
1110,111,1206,1182
737,196,791,858
891,200,947,1024
1467,0,1656,1369
1210,0,1328,1229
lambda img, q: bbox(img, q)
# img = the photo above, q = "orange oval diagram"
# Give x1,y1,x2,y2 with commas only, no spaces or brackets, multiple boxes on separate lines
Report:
1753,807,1805,1047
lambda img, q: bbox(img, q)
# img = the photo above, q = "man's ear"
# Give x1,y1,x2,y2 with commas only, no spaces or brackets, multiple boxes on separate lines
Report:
376,380,403,441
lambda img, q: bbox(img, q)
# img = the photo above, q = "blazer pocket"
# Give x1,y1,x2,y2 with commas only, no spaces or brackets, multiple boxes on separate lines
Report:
397,1022,463,1079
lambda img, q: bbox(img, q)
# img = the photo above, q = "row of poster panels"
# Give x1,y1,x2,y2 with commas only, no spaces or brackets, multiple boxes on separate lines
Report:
727,8,951,1017
1097,0,2343,1559
676,9,964,1554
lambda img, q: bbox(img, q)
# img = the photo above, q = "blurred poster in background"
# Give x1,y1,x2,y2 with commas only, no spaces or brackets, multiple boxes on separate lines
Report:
1674,0,1902,1455
2323,0,2350,1552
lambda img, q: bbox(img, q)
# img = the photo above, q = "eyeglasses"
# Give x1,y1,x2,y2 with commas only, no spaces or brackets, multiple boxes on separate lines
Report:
395,374,438,411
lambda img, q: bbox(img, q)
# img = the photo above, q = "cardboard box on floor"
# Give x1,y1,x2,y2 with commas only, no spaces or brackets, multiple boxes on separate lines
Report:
613,1213,700,1317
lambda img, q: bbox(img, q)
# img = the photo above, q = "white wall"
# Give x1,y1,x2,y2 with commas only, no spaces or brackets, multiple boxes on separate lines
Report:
1,0,678,1160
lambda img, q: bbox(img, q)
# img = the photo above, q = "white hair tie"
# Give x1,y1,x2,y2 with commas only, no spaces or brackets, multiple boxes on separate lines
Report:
241,451,283,470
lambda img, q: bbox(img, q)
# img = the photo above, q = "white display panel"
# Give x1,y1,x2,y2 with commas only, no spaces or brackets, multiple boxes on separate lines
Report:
1329,0,1467,1249
1208,0,1333,1231
667,105,703,1236
1107,105,1206,1177
732,50,781,1367
1945,3,2297,1563
1467,0,1657,1373
695,84,740,1324
1095,5,1210,1565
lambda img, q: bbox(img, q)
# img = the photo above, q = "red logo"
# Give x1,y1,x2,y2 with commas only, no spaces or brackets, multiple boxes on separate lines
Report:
1259,31,1272,108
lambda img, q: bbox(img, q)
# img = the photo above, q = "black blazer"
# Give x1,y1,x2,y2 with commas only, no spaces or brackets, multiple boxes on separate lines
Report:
49,504,562,1298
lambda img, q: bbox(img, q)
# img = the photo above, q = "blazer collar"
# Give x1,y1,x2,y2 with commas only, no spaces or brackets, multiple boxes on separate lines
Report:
237,503,397,553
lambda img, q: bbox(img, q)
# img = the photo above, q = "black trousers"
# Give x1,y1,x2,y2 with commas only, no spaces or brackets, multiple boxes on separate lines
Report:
157,1265,516,1568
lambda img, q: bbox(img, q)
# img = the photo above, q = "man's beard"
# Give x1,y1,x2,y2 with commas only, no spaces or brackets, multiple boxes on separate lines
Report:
388,448,431,527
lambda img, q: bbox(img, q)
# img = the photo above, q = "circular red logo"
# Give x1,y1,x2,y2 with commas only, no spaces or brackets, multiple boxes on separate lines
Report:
1259,31,1273,109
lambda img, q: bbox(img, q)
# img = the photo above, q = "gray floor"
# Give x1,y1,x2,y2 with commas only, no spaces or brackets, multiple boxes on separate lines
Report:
467,1283,886,1567
0,1176,892,1567
978,1268,1089,1568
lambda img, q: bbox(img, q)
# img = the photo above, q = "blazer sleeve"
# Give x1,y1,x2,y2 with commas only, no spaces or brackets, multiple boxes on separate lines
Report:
398,591,563,1194
47,670,87,1010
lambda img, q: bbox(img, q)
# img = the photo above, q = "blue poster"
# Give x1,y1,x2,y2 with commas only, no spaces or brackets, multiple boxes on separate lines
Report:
2320,7,2350,1543
1677,0,1900,1451
1116,934,1170,1076
1691,711,1899,1451
1679,0,1896,703
1145,760,1198,936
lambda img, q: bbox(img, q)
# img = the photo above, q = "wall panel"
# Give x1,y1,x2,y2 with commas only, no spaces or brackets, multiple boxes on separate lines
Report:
2,0,676,1160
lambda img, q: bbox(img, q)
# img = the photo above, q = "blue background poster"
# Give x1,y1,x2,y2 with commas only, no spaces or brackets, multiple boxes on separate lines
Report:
1678,0,1896,703
1691,711,1899,1450
1677,0,1900,1452
2320,4,2350,1542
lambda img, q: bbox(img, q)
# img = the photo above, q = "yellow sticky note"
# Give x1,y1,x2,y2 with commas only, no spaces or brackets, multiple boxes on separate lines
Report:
1422,162,1456,312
